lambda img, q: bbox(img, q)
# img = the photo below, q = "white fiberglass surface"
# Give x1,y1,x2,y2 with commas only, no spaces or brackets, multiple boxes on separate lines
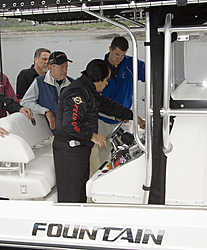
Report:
171,33,207,100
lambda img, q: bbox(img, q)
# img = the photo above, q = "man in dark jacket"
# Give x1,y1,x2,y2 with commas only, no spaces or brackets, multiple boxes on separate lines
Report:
16,48,51,102
53,59,135,203
0,92,33,138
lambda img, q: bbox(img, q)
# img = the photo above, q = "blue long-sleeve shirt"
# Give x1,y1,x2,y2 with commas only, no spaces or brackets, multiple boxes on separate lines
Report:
99,53,145,124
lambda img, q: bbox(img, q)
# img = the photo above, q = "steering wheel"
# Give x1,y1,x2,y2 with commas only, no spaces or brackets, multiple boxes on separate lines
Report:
106,120,125,142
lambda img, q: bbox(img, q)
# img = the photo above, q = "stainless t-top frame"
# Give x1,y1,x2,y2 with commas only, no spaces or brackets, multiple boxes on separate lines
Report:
84,10,152,204
1,0,207,17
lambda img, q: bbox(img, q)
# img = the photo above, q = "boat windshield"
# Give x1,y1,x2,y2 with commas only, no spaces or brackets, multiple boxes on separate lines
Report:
171,32,207,101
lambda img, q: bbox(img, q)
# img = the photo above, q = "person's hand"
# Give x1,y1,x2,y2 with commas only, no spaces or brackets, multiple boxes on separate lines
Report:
0,127,9,138
45,111,56,130
19,107,33,119
115,118,122,122
138,116,145,130
91,133,107,148
115,118,129,123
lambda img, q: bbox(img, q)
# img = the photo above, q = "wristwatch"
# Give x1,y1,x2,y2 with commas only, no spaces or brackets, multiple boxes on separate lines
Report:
45,108,50,115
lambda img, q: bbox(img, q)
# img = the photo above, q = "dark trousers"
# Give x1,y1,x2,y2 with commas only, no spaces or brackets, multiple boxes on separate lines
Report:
53,139,91,203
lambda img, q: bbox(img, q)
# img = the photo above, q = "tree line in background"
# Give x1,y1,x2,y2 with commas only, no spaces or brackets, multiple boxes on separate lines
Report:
0,17,145,33
0,17,32,28
0,17,117,32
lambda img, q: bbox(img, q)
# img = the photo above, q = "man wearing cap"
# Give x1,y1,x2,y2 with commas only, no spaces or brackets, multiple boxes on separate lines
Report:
21,51,73,133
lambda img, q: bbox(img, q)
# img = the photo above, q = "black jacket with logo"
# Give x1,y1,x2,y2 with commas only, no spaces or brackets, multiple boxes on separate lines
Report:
55,74,133,148
0,92,22,113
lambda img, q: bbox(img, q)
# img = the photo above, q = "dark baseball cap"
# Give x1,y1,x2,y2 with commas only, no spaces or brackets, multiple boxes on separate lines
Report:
48,51,73,65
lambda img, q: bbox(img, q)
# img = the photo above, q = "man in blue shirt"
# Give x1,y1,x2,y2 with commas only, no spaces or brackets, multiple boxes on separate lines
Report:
93,37,145,167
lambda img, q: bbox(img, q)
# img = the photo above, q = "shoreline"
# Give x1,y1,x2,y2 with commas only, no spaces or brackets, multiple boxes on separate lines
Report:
1,26,145,39
1,25,125,34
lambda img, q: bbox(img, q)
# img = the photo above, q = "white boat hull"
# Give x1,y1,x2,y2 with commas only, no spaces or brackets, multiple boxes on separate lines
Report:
0,200,206,250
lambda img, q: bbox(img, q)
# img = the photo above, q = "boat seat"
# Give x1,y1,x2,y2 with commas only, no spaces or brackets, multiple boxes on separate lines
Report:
0,112,55,200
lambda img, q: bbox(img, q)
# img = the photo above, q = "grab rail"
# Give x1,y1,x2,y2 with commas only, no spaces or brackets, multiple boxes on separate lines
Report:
158,25,207,33
0,163,26,177
142,11,153,204
162,13,173,153
160,109,207,117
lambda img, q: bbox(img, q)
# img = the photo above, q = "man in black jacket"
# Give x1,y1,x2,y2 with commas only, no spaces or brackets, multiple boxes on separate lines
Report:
0,92,33,138
53,59,135,203
16,48,51,102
